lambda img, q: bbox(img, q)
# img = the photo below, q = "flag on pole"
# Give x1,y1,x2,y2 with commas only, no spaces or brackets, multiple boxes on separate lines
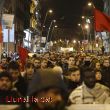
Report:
18,46,29,65
94,8,110,32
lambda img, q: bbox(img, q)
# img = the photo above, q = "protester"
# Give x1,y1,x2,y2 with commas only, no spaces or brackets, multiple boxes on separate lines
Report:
69,68,110,104
101,58,110,88
24,62,35,83
0,71,20,104
8,61,27,96
33,58,41,70
67,56,76,69
64,67,82,94
40,58,48,69
27,69,67,110
95,69,102,84
0,57,8,72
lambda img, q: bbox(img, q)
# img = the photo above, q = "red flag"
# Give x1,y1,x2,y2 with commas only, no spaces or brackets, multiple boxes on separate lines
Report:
0,24,3,43
94,8,110,32
18,46,29,65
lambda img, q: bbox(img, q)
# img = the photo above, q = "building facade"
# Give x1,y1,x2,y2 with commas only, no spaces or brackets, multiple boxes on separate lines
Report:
23,0,41,52
103,0,110,53
0,0,31,54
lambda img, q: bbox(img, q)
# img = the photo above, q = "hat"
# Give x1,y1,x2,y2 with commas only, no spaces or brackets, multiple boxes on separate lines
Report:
0,71,12,81
27,69,67,96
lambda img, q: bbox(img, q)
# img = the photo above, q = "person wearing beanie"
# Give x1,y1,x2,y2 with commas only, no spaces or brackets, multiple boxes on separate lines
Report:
26,69,67,110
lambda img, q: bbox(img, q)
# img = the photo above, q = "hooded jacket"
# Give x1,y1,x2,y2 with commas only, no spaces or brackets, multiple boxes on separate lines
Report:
27,69,67,96
26,69,67,110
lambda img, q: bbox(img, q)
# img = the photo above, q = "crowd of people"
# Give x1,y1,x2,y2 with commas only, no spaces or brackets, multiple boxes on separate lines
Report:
0,51,110,110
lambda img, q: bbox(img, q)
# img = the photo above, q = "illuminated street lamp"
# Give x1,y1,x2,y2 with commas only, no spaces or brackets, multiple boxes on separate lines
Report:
85,24,89,29
82,16,85,19
49,9,53,13
43,9,53,25
46,20,56,44
73,40,76,44
88,2,95,8
53,20,56,23
78,23,81,26
88,2,92,7
41,9,53,47
54,25,58,28
41,9,53,34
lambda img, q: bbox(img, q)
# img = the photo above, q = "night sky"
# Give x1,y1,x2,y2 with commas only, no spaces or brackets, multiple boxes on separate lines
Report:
40,0,104,41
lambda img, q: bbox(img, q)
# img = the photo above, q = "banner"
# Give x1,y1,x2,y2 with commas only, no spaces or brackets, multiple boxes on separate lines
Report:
2,24,15,42
41,37,46,43
2,14,14,29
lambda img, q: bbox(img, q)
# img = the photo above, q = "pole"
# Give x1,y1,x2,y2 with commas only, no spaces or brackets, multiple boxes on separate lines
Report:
49,26,55,41
7,29,10,56
41,12,48,34
40,12,48,48
46,21,53,43
81,25,86,40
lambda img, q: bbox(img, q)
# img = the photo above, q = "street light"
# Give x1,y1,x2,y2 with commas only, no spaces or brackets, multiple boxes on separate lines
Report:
46,20,56,45
54,25,58,28
87,1,95,8
73,40,76,44
53,20,56,23
78,23,81,26
88,2,92,7
85,24,89,29
49,9,53,13
82,16,85,19
41,9,53,34
41,9,53,47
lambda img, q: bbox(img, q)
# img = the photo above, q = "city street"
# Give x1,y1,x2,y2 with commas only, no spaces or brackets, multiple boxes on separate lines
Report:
0,0,110,110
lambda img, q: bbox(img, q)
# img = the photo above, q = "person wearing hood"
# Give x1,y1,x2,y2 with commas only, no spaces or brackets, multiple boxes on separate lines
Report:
26,69,67,110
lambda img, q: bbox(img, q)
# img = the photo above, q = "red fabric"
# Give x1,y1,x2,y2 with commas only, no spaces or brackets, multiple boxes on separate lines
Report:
94,8,110,32
0,24,3,43
18,46,29,65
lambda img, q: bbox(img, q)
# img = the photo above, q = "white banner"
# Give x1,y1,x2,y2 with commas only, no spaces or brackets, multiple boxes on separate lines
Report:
3,24,15,42
2,14,14,29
